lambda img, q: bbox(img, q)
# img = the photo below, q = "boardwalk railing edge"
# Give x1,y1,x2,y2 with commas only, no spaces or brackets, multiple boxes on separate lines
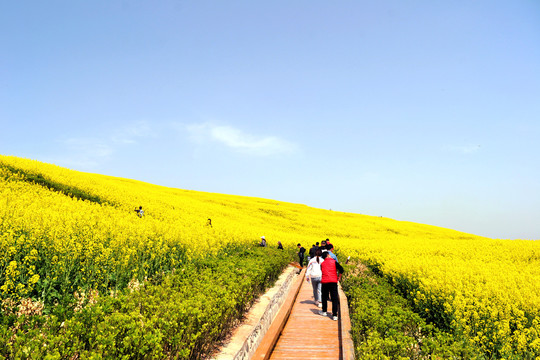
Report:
338,283,356,360
251,267,307,360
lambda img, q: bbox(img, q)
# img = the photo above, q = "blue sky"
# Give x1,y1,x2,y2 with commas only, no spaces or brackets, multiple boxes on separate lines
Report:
1,1,539,239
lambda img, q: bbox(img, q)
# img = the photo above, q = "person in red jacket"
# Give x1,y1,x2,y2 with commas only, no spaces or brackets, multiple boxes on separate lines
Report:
319,251,344,321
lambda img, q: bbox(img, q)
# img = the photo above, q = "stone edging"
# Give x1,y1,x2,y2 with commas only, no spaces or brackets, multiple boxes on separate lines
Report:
212,265,301,360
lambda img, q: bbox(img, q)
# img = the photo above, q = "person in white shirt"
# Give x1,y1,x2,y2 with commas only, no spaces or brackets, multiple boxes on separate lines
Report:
135,206,144,217
305,249,323,307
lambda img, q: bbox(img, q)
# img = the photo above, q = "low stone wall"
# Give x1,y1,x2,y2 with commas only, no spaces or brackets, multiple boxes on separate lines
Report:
212,265,301,360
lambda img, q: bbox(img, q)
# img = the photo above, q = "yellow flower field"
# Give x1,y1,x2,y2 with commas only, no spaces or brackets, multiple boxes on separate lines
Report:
1,154,539,358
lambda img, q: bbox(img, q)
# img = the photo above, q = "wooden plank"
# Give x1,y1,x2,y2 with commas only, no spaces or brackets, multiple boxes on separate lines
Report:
268,274,341,360
253,267,356,360
251,268,306,360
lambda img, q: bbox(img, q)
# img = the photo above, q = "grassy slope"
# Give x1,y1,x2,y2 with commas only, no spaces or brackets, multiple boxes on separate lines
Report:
2,155,539,358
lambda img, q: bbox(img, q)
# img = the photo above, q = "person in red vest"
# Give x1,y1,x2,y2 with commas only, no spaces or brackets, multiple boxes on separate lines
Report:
319,251,344,321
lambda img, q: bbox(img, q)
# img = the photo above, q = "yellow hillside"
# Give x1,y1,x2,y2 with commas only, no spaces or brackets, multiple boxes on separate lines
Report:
1,154,539,356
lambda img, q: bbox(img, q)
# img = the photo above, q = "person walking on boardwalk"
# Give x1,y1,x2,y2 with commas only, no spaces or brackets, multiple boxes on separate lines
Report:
319,251,344,321
308,243,317,262
306,249,323,308
325,238,332,249
327,244,339,263
297,243,306,267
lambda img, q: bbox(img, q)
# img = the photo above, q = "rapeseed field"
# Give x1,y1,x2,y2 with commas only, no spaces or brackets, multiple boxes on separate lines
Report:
1,154,539,359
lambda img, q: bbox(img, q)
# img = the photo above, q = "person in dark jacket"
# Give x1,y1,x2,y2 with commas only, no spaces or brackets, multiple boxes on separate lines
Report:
325,238,333,249
308,244,318,261
319,251,344,321
297,243,306,267
277,241,284,250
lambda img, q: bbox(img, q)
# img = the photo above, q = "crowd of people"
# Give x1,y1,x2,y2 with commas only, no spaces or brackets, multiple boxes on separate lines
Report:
259,236,345,322
133,206,343,322
304,240,344,321
134,205,344,323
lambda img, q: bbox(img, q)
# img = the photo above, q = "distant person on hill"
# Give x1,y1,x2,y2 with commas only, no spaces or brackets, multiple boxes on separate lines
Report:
206,218,212,227
319,251,344,321
297,243,306,267
306,249,323,308
277,241,284,250
260,236,267,247
135,206,144,217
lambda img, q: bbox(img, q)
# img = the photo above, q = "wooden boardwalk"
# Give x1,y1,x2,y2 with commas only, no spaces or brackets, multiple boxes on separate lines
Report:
253,267,355,360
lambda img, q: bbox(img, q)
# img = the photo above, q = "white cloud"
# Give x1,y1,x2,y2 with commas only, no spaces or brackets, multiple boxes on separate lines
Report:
186,123,298,156
54,121,157,170
111,121,155,144
50,138,114,170
63,138,114,158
